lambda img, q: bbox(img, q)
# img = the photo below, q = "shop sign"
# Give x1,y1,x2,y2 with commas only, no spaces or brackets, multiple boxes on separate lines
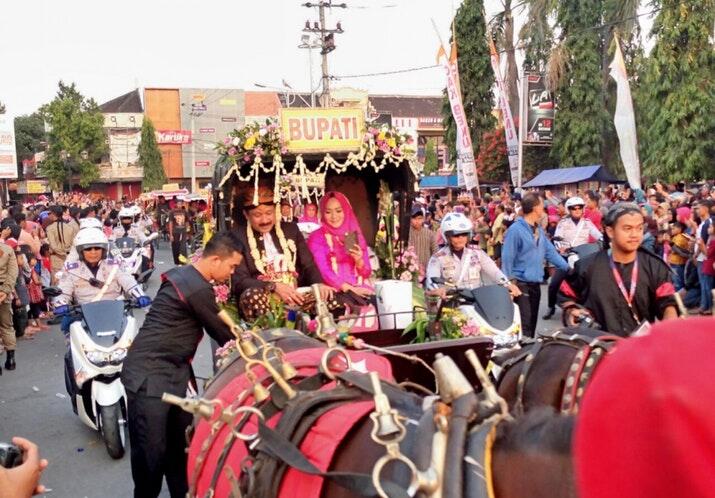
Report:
280,107,364,153
156,130,192,145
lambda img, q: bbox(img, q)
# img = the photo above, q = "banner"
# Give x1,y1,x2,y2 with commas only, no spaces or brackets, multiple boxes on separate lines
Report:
0,115,18,179
610,37,641,190
280,107,365,153
440,43,478,191
488,38,520,187
156,129,192,145
522,73,555,143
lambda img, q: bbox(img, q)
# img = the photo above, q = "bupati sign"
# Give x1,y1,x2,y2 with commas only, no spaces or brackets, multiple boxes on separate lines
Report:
156,129,192,145
280,108,364,153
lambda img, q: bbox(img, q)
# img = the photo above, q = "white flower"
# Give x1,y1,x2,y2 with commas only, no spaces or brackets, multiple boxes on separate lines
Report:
259,128,268,137
231,137,240,146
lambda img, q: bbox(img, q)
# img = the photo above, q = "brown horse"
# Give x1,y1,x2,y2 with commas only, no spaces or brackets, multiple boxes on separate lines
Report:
185,328,578,498
494,328,620,416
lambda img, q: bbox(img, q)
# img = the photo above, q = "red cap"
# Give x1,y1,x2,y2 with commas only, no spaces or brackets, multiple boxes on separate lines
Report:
575,317,715,498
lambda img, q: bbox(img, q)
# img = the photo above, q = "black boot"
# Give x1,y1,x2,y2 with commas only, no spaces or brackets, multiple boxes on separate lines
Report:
5,350,15,370
542,307,555,320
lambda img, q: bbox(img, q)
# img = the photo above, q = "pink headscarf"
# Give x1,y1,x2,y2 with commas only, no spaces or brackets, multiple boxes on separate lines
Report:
299,203,320,224
676,206,691,224
318,192,364,245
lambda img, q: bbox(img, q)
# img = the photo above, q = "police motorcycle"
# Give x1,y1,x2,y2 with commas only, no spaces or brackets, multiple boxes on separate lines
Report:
111,233,158,290
50,230,151,459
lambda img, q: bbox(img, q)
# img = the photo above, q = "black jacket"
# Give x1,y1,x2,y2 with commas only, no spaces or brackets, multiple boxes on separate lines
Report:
121,265,234,397
232,221,324,296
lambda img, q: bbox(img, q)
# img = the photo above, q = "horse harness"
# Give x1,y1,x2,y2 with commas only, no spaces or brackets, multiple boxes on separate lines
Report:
498,330,621,416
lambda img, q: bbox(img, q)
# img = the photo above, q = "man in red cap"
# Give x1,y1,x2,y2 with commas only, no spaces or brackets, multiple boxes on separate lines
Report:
575,317,715,498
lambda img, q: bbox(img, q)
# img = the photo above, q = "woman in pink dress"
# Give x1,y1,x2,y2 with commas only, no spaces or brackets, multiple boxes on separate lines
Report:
307,192,373,306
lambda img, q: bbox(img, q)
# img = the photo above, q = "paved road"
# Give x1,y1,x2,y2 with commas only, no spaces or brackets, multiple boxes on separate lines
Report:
0,245,215,498
1,244,557,497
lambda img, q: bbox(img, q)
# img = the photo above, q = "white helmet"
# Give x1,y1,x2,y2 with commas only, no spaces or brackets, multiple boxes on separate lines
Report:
74,228,109,261
565,196,586,209
79,217,103,230
130,205,142,216
440,212,473,238
118,207,134,219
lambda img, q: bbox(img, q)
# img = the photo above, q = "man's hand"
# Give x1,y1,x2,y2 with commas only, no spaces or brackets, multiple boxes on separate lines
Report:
507,282,522,297
273,282,304,306
565,307,593,327
0,437,48,497
426,287,448,300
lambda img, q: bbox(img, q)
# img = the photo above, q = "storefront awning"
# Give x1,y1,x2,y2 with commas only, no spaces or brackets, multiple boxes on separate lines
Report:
523,165,623,188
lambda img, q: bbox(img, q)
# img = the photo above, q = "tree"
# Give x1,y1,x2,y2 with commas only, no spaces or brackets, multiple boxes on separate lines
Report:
490,0,520,118
520,0,556,72
548,0,608,167
422,138,439,175
139,118,167,191
441,0,496,162
637,0,715,180
39,81,106,189
14,113,47,174
476,128,509,181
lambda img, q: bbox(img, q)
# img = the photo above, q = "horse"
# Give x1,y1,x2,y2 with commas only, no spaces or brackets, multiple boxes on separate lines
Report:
493,328,620,416
174,326,578,498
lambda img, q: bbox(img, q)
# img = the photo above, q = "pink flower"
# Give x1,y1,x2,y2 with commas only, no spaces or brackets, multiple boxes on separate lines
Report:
307,319,318,333
215,339,236,357
254,146,264,157
213,284,230,304
243,154,251,163
461,325,480,337
400,270,413,281
280,146,288,154
393,147,401,155
363,132,373,141
223,137,231,145
408,264,417,273
227,147,237,156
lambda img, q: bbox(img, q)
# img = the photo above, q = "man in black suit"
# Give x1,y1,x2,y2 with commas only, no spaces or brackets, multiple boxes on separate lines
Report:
121,232,243,498
232,185,334,320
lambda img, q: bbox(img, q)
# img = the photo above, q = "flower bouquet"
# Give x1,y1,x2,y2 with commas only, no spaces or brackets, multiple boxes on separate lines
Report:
402,307,481,344
360,124,416,158
394,246,424,283
216,119,287,165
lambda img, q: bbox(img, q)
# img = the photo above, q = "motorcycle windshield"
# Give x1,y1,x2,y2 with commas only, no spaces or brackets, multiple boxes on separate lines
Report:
80,301,126,347
467,285,514,331
115,237,137,258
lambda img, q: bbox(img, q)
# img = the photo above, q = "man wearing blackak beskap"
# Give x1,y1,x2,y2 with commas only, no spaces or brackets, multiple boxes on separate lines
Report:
560,203,678,336
121,232,243,498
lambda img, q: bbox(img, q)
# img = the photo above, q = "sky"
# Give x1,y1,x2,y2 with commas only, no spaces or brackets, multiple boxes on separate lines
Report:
0,0,655,117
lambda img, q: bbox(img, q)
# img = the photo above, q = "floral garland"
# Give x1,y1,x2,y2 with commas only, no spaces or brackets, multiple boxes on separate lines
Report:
216,122,421,192
246,220,298,285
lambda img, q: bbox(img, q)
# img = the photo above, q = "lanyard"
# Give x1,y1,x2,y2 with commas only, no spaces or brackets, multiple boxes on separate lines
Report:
609,254,639,322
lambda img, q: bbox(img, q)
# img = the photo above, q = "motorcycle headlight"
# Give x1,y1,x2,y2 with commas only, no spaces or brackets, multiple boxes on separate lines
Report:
84,349,110,367
109,348,127,365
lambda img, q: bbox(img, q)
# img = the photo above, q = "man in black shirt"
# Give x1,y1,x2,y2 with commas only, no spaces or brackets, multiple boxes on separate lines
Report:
168,198,191,265
560,203,678,336
121,232,243,498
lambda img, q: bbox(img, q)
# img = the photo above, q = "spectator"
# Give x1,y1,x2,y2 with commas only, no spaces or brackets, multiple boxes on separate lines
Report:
407,206,438,276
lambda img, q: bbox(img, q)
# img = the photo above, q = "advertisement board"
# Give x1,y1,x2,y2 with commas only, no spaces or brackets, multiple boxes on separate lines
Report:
523,73,555,144
280,107,365,153
0,115,18,179
156,130,192,145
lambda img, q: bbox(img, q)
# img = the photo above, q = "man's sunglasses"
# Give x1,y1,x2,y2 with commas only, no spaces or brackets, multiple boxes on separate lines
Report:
568,206,584,211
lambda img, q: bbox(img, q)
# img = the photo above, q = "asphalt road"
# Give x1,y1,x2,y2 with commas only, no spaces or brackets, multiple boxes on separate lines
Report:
0,244,557,497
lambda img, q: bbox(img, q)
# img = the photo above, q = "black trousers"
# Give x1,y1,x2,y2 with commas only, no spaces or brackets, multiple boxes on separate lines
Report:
171,238,187,265
547,269,568,309
515,281,542,338
127,387,192,498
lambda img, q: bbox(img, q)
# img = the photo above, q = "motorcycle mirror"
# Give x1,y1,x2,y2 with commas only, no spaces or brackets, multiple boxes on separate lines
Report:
431,277,446,285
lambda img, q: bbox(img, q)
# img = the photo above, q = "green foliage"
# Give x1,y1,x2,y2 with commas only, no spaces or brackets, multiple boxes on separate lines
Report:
441,0,496,162
637,0,715,180
423,138,439,175
550,0,608,167
519,0,557,72
14,113,46,170
139,118,166,191
38,81,106,189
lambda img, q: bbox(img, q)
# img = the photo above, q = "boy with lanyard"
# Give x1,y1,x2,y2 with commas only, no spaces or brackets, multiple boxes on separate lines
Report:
560,203,678,336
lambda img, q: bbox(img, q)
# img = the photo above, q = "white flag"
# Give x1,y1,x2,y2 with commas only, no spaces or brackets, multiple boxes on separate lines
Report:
610,37,641,190
440,43,479,191
489,39,520,187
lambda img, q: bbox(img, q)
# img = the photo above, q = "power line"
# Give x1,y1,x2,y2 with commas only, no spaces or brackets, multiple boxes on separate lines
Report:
333,64,441,79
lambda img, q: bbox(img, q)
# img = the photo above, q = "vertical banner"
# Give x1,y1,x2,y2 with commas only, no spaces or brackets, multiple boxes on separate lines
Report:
488,39,520,187
440,43,479,191
0,115,18,179
522,73,555,143
609,36,641,190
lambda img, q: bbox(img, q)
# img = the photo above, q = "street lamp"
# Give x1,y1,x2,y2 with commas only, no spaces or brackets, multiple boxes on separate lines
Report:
298,34,322,107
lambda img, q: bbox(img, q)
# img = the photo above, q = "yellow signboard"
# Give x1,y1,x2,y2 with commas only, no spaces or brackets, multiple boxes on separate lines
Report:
280,108,365,153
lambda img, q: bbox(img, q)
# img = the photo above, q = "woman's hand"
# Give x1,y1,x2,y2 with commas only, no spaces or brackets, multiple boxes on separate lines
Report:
350,286,374,298
348,245,364,268
318,284,336,302
274,282,304,306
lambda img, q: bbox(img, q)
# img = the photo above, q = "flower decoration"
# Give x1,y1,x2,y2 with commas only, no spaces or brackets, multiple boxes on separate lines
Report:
361,124,415,158
216,119,285,165
395,246,422,283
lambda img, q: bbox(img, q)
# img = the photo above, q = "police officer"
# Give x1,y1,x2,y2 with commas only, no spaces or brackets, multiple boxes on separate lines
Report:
53,228,149,312
112,207,147,244
426,212,521,298
65,217,104,264
121,232,243,498
0,237,19,372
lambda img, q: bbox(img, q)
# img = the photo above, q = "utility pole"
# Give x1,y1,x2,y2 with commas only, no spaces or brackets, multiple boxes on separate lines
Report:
301,1,346,107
